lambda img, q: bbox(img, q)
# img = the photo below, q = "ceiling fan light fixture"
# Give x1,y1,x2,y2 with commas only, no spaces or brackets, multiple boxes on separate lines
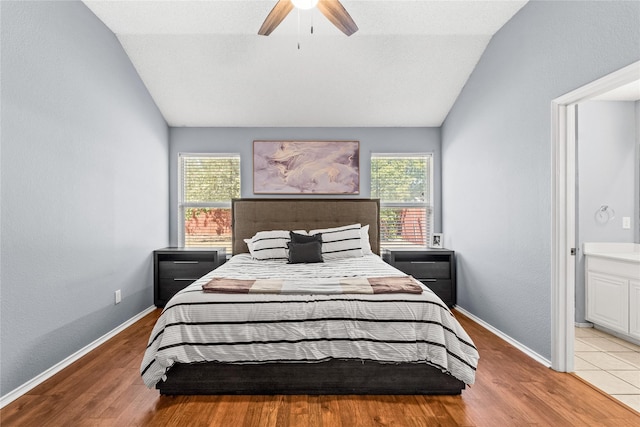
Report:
259,0,357,37
292,0,319,10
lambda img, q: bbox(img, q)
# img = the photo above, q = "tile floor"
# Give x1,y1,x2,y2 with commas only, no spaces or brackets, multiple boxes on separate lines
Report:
575,327,640,412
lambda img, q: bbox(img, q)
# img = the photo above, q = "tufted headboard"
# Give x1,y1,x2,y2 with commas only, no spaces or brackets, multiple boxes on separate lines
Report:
232,198,380,255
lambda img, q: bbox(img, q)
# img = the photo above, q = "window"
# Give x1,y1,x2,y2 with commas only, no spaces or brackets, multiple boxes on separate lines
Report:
371,153,433,248
178,154,241,252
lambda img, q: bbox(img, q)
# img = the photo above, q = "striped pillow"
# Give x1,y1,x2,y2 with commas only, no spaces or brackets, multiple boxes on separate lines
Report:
309,223,364,260
248,230,291,260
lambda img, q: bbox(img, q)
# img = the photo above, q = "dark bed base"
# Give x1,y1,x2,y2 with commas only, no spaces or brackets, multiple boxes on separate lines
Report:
157,360,465,395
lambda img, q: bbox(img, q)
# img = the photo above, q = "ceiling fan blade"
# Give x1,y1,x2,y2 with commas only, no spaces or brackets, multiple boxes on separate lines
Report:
258,0,295,36
317,0,358,36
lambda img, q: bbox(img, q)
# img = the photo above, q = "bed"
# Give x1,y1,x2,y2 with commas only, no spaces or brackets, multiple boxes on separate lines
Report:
141,198,478,395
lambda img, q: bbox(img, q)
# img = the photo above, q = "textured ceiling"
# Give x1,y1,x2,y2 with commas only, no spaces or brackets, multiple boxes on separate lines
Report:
83,0,528,127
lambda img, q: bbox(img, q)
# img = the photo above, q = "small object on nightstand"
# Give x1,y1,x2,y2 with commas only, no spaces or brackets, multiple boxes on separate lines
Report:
383,248,456,307
153,247,226,307
430,233,443,249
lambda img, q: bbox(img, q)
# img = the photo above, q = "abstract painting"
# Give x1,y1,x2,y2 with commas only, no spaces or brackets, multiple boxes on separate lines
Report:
253,140,359,194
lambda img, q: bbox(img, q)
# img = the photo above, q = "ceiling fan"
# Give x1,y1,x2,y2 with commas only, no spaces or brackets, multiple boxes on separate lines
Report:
258,0,358,37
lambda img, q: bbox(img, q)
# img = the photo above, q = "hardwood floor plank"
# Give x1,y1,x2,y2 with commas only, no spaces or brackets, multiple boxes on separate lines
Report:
338,395,372,426
252,395,285,427
317,394,344,427
288,394,310,426
361,396,402,426
305,395,324,427
2,308,639,426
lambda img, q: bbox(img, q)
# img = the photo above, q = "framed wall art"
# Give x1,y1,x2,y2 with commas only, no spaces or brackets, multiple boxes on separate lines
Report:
253,140,360,194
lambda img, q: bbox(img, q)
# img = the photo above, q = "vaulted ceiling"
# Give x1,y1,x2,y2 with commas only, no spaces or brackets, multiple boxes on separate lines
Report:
83,0,528,127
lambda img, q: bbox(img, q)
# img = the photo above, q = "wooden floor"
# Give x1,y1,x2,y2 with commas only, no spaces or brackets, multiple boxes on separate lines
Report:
2,309,640,426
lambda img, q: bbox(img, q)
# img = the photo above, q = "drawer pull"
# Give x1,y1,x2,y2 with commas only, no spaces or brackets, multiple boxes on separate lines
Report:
410,261,436,264
423,279,437,282
173,261,199,264
173,278,195,281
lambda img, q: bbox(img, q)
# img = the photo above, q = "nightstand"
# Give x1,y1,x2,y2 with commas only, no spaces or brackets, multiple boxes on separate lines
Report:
383,248,456,307
153,247,226,307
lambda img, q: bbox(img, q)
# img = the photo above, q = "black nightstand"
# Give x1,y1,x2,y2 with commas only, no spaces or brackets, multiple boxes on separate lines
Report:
383,248,456,307
153,247,226,307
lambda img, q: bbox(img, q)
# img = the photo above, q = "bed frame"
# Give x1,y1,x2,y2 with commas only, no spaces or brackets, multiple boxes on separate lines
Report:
157,198,465,395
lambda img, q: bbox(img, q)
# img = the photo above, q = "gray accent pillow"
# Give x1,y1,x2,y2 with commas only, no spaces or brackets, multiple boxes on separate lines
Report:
290,231,323,244
287,241,324,264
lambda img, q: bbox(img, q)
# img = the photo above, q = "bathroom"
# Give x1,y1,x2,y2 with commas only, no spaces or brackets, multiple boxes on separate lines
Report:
576,91,639,327
573,87,640,409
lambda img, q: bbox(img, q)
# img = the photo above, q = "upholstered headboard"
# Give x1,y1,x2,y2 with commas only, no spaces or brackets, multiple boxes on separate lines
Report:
232,198,380,255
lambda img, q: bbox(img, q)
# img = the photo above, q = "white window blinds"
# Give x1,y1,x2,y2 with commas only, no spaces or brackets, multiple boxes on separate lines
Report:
371,153,433,248
178,154,241,251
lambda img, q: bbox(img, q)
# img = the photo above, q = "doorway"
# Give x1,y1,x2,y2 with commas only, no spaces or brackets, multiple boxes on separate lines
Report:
551,60,640,373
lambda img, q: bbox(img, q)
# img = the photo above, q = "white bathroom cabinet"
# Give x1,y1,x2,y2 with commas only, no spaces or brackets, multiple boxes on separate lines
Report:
585,244,640,341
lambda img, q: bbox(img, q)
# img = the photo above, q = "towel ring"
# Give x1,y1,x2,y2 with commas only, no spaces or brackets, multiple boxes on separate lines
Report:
595,205,615,224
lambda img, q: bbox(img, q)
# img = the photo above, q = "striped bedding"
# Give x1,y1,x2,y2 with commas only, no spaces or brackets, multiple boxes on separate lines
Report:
141,254,479,388
201,275,424,294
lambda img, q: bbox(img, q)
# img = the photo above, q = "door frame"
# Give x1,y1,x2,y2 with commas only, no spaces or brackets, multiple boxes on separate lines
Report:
550,60,640,372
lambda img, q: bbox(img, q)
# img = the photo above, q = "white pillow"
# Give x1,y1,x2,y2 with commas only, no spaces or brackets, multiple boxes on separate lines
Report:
309,223,364,260
360,224,373,255
243,238,255,256
248,230,290,260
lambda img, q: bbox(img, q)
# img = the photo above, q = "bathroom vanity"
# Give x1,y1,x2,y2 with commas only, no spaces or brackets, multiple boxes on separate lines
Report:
584,243,640,341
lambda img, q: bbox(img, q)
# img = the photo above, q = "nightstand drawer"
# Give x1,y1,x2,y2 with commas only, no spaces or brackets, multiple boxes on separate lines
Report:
395,261,450,279
158,260,217,279
158,278,197,302
384,249,456,307
421,279,453,306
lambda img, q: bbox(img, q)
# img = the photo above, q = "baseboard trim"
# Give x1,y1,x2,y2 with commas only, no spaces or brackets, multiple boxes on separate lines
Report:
455,306,552,368
575,321,593,328
0,305,156,409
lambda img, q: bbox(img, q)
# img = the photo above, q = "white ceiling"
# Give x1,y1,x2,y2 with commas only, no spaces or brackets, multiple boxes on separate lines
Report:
83,0,528,127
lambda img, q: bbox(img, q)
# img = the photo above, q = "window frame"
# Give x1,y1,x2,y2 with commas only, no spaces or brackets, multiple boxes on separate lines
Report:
370,152,434,249
177,153,241,248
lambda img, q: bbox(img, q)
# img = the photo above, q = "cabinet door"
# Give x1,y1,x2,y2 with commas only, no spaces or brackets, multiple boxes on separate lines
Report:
629,280,640,340
586,272,629,334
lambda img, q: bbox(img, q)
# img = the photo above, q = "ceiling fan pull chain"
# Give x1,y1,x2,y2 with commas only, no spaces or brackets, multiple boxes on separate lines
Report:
297,8,301,50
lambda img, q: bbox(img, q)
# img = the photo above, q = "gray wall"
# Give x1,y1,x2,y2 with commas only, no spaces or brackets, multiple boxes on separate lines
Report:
169,127,441,246
0,1,169,396
441,0,640,360
575,101,638,323
637,100,640,244
578,101,637,244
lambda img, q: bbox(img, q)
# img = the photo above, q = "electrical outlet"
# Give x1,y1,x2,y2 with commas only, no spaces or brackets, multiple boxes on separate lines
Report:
622,217,631,230
115,289,121,305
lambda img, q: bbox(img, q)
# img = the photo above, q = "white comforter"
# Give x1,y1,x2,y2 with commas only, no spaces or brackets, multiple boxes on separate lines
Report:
141,254,479,388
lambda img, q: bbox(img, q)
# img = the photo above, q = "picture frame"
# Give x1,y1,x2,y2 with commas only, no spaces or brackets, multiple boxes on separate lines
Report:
253,140,359,194
430,233,443,249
